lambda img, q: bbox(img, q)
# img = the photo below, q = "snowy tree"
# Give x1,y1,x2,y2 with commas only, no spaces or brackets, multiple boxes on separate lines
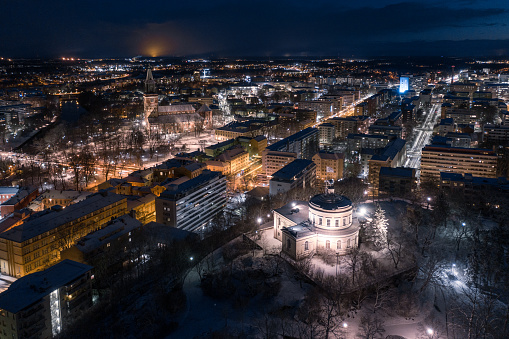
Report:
371,203,389,249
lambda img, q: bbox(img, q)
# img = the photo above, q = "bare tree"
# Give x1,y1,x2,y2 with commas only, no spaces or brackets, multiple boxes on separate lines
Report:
356,314,386,339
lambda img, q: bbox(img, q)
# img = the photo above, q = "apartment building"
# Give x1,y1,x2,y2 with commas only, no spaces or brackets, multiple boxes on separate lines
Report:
0,192,127,277
420,146,497,181
312,151,344,182
155,170,227,232
269,160,317,195
0,260,92,339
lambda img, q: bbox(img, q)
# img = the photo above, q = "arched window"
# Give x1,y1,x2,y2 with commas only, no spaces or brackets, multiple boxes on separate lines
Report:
305,241,309,251
337,240,341,249
326,240,330,249
287,239,291,249
327,219,330,226
347,239,351,248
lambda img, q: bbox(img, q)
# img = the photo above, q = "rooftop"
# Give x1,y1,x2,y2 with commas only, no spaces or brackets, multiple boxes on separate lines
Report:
274,200,309,225
309,193,352,211
266,127,318,152
271,159,315,181
0,193,126,243
380,167,415,178
159,170,223,199
75,215,142,253
0,260,92,314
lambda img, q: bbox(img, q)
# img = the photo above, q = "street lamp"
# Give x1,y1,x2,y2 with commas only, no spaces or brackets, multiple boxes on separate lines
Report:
462,222,466,227
427,197,431,209
292,202,296,207
257,218,262,224
190,256,194,261
343,322,348,328
427,328,434,337
359,207,366,216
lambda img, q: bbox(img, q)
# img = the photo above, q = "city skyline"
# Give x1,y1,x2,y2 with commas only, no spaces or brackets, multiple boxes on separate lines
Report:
1,0,509,58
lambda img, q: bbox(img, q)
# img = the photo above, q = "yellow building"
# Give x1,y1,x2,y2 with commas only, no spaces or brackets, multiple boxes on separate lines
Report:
128,194,156,224
368,158,392,197
312,151,344,182
42,190,91,210
0,193,127,278
206,147,249,175
215,120,272,141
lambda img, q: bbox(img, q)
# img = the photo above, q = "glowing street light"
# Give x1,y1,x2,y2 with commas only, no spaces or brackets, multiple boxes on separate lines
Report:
462,222,466,227
359,207,366,216
343,322,348,328
190,256,194,261
427,328,434,336
292,202,296,207
257,218,262,224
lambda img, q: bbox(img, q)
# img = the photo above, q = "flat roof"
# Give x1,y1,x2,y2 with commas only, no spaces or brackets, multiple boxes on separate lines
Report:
0,193,126,243
159,170,223,198
75,215,142,253
274,200,309,225
0,260,92,314
271,159,314,181
266,127,318,151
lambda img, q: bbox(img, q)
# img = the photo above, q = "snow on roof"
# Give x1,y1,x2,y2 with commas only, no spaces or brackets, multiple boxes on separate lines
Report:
0,187,19,195
74,215,142,253
0,260,92,314
0,193,126,243
274,200,309,225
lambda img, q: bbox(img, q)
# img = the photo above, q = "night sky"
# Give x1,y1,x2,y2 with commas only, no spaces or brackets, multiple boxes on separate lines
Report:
1,0,509,58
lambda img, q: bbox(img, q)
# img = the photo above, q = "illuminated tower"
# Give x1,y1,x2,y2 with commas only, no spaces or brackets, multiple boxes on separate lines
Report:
451,65,455,85
143,69,158,126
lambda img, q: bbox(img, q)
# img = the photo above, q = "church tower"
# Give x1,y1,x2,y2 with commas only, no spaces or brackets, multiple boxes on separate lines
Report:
143,68,158,126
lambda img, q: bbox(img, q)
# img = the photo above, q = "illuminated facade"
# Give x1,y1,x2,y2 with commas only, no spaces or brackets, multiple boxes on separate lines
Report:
421,146,498,181
273,189,360,260
0,260,92,339
0,193,127,277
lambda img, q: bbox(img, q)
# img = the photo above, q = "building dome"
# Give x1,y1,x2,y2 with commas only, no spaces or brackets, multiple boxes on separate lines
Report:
308,193,353,230
309,193,351,211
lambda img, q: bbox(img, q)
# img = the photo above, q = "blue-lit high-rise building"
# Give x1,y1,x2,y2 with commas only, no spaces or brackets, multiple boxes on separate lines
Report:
399,76,409,93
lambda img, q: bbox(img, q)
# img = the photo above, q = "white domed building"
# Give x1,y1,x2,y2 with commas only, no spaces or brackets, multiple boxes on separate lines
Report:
273,188,359,260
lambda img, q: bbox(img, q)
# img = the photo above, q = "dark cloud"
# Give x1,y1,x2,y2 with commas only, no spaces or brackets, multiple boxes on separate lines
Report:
0,1,507,57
